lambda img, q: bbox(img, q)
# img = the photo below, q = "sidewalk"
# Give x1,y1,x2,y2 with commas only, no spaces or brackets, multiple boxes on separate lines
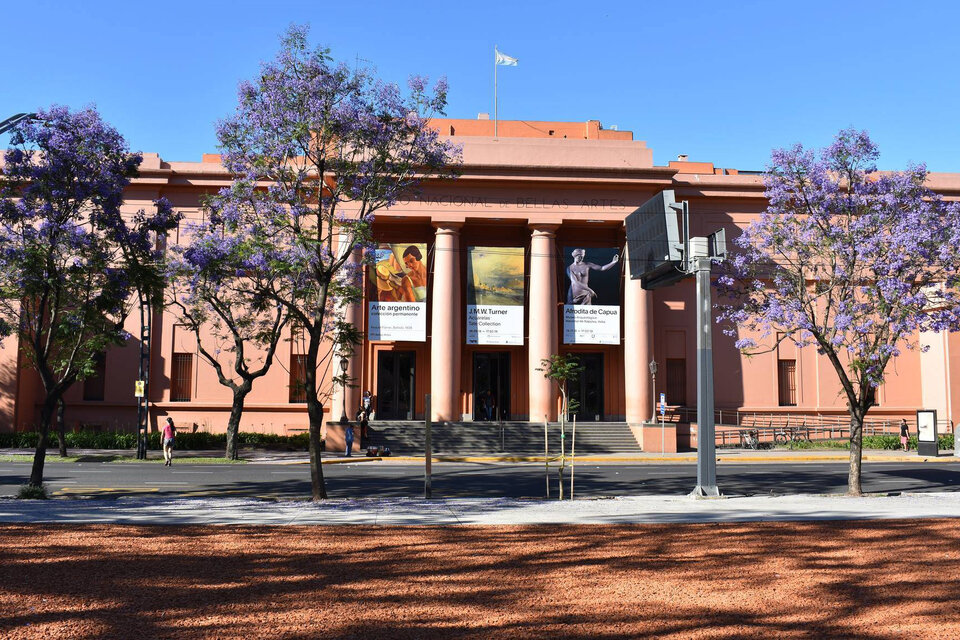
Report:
2,492,960,526
2,447,956,464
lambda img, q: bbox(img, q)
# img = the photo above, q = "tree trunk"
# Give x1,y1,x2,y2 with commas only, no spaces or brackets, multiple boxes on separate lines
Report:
306,394,327,500
56,398,67,457
225,384,251,461
848,411,864,496
29,394,59,487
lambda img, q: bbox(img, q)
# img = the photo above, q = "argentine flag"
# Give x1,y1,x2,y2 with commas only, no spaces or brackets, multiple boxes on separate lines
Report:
495,49,518,66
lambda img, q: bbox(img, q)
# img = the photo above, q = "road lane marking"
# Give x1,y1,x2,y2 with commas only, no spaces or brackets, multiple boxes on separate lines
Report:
55,487,160,494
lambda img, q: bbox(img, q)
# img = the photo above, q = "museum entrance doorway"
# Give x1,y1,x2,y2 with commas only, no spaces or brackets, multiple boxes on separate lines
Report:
473,352,511,421
569,353,604,421
376,351,416,420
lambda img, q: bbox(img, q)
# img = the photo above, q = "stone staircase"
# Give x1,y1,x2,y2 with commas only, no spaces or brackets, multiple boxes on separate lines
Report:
363,421,641,456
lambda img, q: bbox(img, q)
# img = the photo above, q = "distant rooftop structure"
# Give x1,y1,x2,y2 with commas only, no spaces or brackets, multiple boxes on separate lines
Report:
428,116,634,141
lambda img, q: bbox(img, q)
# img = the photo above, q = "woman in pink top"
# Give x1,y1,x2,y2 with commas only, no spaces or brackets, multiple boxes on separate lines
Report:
162,417,176,466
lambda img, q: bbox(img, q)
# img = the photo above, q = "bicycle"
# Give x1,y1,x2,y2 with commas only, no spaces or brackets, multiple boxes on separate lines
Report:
773,427,809,446
739,429,761,450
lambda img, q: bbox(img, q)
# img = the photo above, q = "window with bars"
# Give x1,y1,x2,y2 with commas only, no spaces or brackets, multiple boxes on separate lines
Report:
171,353,193,402
778,359,797,406
289,354,308,403
665,358,686,406
82,353,107,401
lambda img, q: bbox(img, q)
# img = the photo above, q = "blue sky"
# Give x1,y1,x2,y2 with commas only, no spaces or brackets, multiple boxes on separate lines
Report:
3,0,959,171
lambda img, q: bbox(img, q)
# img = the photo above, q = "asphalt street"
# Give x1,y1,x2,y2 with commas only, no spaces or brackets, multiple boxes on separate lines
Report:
3,460,960,499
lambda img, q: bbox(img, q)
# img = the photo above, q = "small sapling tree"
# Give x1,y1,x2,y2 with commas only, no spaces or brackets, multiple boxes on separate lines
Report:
538,353,584,499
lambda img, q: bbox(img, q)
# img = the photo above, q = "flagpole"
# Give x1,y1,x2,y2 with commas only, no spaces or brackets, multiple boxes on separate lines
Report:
494,45,498,137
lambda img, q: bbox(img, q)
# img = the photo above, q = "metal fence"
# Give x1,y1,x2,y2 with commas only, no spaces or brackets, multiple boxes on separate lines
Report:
665,407,954,447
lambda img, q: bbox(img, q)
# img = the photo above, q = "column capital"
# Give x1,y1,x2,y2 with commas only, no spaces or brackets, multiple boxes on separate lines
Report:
528,223,560,238
432,221,463,235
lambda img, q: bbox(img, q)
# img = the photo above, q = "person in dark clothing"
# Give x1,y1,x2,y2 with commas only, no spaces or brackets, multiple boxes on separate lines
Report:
900,419,910,451
357,406,370,447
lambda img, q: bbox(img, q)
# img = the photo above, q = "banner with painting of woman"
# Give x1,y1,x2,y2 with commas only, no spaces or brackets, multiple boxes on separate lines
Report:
368,243,428,341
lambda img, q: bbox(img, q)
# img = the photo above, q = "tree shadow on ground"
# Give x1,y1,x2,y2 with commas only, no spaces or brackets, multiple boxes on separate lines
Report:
1,519,959,639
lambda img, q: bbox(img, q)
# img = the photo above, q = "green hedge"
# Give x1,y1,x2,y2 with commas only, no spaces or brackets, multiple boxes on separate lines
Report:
789,433,954,450
0,430,313,451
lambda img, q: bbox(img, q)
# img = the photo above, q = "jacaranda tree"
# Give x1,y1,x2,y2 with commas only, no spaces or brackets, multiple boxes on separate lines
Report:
166,210,289,460
717,129,960,495
0,105,178,489
215,25,459,499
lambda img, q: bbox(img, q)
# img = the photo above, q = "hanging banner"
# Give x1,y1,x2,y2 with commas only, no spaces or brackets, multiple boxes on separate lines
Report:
563,246,621,344
368,243,428,341
466,246,525,345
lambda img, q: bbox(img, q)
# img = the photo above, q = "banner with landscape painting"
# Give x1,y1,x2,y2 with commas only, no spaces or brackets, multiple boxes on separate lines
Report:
466,246,525,345
562,246,621,344
368,242,428,341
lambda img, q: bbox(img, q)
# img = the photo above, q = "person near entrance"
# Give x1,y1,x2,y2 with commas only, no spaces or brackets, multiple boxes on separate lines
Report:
566,248,619,305
356,405,369,447
344,423,354,457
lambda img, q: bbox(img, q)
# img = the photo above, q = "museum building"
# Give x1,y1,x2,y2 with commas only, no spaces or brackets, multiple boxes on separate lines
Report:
3,116,960,452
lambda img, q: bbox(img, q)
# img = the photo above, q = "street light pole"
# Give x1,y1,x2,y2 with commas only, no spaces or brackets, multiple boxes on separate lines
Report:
339,356,349,425
648,360,658,423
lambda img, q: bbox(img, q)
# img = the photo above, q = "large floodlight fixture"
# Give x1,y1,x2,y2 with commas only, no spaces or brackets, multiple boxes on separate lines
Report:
624,190,689,289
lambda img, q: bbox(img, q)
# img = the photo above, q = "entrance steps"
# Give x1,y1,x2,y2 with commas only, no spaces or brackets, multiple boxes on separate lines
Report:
364,421,642,456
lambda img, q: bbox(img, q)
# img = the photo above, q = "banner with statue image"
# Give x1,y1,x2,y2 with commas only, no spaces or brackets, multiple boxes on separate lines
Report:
466,246,525,345
368,243,428,341
563,246,621,344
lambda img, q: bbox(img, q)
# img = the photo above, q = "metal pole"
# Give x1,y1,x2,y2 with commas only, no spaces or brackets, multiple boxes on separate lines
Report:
661,406,665,454
651,371,656,423
494,45,498,137
544,415,549,499
690,256,719,496
570,415,576,500
424,394,432,499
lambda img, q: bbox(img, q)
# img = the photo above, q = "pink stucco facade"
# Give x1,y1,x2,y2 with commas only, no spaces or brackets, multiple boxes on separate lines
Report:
2,117,958,449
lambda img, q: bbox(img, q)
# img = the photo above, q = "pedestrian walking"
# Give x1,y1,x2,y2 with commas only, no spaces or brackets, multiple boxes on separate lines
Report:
900,418,910,451
344,423,354,457
357,405,369,447
162,417,177,466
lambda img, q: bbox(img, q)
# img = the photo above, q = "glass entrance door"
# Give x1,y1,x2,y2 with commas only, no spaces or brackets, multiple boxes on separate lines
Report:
569,353,603,421
473,352,511,421
376,351,416,419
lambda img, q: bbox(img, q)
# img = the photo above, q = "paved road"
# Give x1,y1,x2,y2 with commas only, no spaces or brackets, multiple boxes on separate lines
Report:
3,460,960,498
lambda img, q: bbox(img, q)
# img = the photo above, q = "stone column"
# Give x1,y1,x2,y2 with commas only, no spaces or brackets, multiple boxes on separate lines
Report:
333,234,362,422
528,225,559,422
624,242,653,425
431,223,462,421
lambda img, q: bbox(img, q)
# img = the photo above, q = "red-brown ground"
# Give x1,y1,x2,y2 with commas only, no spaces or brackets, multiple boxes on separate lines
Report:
1,520,959,639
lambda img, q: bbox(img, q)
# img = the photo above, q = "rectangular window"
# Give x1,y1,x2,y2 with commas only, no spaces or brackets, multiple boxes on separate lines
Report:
289,354,308,403
778,359,797,406
665,358,686,406
171,353,193,402
82,353,107,401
